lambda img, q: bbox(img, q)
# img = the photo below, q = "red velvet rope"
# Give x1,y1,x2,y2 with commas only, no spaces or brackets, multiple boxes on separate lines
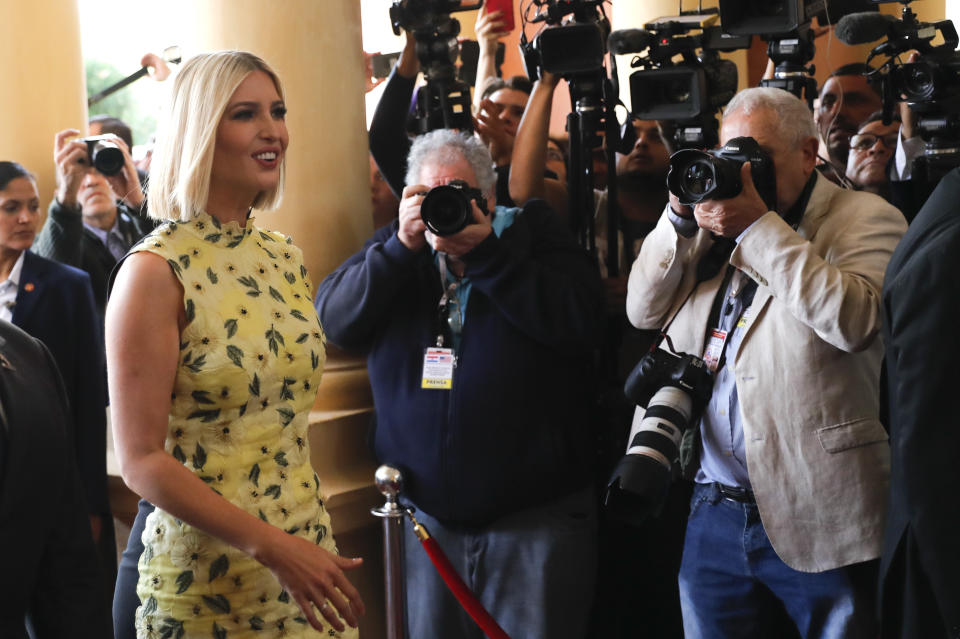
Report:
420,536,512,639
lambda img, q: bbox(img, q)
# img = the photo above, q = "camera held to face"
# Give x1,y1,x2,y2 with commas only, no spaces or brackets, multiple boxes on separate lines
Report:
605,347,714,524
667,136,778,210
79,135,125,177
420,179,489,237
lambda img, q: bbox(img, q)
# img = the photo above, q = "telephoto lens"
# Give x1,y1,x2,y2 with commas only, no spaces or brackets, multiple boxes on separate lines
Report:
419,179,488,236
604,348,713,524
82,135,125,176
605,386,694,525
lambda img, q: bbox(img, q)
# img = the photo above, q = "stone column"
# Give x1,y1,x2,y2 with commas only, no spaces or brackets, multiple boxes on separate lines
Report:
141,1,384,635
0,0,86,206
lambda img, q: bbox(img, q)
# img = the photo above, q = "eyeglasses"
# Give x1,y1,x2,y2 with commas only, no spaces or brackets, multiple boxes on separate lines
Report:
850,132,899,151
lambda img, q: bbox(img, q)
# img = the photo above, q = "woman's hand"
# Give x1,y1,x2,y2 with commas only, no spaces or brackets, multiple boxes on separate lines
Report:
254,528,365,633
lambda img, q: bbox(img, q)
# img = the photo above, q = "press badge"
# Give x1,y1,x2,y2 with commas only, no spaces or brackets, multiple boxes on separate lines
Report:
703,329,728,373
422,347,455,389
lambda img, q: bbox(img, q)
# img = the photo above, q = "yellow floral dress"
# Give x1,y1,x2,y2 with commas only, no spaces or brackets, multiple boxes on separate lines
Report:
130,211,356,639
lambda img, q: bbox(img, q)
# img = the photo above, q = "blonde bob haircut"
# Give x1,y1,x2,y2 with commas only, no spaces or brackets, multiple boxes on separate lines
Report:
149,51,285,222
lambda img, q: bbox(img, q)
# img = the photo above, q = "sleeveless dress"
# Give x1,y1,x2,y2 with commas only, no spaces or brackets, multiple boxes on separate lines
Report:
129,211,357,639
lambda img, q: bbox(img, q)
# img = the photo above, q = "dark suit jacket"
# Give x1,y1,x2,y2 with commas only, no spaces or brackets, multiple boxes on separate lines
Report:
33,200,153,319
11,251,109,516
880,167,960,639
0,320,109,638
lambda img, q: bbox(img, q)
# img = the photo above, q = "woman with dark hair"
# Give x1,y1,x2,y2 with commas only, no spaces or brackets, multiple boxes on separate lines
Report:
0,160,112,600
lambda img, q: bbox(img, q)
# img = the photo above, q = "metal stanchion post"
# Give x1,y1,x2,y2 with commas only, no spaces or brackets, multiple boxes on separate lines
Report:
371,465,406,639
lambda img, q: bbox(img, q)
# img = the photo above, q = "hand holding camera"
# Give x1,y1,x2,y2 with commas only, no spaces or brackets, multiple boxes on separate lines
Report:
53,128,143,210
398,184,430,252
397,180,492,256
693,162,770,238
667,136,778,237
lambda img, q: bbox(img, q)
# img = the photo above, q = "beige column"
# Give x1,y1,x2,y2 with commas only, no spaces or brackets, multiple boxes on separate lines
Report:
0,0,86,205
155,2,384,635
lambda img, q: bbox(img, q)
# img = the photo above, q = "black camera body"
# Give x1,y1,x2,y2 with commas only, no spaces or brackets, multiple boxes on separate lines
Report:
667,136,778,211
389,0,469,34
526,21,607,79
718,0,824,37
80,135,124,176
521,0,609,81
624,348,714,409
605,347,713,524
420,180,489,237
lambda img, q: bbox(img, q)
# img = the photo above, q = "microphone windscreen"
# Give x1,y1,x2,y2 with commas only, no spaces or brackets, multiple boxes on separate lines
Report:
835,12,896,45
608,29,653,55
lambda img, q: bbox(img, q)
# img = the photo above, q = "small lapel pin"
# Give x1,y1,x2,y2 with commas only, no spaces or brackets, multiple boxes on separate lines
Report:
24,282,34,292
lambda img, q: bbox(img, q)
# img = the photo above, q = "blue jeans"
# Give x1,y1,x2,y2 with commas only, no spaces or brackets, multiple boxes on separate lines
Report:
403,487,597,639
679,483,879,639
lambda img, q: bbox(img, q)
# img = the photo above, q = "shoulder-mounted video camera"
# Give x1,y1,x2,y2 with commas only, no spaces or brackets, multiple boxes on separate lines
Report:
836,0,960,182
608,10,748,150
388,0,482,133
520,0,610,81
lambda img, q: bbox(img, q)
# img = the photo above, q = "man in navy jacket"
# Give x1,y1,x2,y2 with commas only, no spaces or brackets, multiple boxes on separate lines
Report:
316,130,603,639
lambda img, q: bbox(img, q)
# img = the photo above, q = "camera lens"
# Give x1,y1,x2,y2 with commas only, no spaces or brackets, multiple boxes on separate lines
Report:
664,78,692,105
902,62,935,101
90,140,124,176
420,184,472,236
683,160,716,199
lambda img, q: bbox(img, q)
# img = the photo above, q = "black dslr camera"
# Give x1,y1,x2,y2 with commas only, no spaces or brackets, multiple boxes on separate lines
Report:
420,179,489,237
79,135,124,176
605,346,713,524
667,136,778,209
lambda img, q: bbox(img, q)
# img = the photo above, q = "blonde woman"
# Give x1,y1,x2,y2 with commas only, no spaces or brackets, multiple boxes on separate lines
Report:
108,51,364,638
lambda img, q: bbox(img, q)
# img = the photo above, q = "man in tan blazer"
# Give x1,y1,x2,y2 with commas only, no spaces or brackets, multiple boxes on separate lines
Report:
625,87,906,638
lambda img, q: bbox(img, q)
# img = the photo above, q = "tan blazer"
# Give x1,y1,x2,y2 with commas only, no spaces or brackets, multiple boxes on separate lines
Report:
626,175,907,572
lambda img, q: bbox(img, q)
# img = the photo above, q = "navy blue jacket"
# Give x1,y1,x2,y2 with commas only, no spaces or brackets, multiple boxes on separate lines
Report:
315,200,603,525
12,251,108,516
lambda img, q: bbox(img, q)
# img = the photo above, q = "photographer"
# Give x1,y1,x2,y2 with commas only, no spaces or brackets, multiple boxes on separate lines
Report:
626,87,906,638
34,128,153,318
315,129,603,639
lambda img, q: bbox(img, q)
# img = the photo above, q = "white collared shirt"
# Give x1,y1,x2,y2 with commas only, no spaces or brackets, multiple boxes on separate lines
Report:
0,252,26,322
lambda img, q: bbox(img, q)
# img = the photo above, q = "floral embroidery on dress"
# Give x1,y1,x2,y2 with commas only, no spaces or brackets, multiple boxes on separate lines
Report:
129,211,352,638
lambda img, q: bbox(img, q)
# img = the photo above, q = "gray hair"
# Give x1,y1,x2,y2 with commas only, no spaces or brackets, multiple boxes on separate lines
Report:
405,129,497,197
724,87,818,149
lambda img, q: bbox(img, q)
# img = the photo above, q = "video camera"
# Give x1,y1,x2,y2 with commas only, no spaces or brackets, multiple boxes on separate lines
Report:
609,10,747,150
389,0,483,133
520,0,617,262
836,1,960,182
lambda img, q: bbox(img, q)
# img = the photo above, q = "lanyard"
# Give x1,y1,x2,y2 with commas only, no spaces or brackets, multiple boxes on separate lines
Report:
435,256,463,348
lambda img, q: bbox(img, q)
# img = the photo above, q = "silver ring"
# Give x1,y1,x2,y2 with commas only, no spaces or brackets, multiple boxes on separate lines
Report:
320,601,331,613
